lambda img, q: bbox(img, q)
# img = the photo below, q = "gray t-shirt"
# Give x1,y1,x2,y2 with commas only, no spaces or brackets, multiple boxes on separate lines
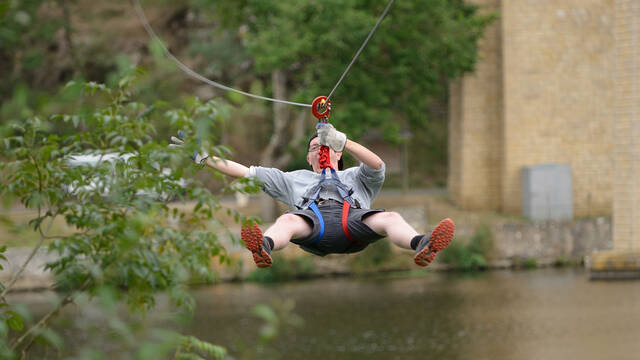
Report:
246,163,386,209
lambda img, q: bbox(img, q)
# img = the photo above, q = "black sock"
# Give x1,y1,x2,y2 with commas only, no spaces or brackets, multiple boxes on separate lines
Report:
263,236,275,253
410,235,424,250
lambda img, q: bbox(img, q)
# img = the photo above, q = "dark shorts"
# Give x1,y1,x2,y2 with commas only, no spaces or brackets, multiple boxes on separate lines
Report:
286,200,385,256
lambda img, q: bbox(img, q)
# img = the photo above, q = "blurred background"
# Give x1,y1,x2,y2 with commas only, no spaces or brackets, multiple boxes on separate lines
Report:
1,0,488,189
1,0,640,359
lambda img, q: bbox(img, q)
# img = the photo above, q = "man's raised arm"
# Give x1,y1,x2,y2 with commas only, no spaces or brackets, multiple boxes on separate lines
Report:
204,156,249,178
343,139,384,170
317,124,384,170
170,131,250,177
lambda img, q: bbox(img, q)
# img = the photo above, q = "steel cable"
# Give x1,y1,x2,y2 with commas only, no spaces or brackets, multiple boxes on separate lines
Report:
325,0,395,103
132,0,310,107
132,0,395,107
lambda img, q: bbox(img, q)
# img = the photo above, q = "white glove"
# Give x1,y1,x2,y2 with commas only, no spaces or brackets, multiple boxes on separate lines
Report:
316,123,347,152
169,130,209,165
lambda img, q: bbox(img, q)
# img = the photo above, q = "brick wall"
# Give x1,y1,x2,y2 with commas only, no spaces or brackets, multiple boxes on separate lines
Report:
448,0,502,211
450,0,615,217
613,0,640,250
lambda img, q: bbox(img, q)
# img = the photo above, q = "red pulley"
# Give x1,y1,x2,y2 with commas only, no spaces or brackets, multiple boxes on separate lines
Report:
311,96,331,120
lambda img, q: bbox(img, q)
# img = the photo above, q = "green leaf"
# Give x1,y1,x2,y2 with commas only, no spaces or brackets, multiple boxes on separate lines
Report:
7,313,23,331
252,304,277,324
0,320,7,338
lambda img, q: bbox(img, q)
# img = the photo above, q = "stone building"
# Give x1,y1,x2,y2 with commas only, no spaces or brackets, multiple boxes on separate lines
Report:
449,0,616,217
449,0,640,267
611,0,640,253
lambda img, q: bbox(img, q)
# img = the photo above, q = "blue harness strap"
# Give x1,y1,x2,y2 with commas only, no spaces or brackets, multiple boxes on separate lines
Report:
302,168,358,246
309,202,325,245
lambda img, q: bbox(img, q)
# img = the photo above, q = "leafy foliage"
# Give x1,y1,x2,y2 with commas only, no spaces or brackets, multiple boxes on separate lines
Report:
439,224,493,271
2,1,494,189
0,74,257,357
246,255,315,283
203,0,495,140
252,299,303,344
242,299,303,359
0,0,66,95
174,335,227,360
349,239,393,272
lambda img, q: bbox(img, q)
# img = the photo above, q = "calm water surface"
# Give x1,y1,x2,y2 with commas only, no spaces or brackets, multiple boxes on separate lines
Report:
187,268,640,360
9,268,640,359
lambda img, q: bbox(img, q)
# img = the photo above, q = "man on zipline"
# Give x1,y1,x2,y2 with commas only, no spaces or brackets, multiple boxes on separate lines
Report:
171,124,454,268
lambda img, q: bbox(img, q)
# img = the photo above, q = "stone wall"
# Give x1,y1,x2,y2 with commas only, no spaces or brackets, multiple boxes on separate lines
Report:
491,217,612,263
449,0,502,211
0,248,57,291
1,208,614,290
612,0,640,250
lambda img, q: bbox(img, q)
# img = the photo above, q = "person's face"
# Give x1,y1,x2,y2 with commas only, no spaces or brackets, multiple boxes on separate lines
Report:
306,137,342,173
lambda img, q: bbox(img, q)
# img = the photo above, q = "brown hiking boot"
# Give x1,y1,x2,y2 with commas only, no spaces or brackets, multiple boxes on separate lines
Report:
414,218,455,267
241,222,273,268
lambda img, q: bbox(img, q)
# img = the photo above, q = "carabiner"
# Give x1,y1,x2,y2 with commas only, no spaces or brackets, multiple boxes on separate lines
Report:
311,96,331,121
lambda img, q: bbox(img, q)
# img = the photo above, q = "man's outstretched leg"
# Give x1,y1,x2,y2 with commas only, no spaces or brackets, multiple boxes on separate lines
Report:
242,214,312,268
363,212,455,267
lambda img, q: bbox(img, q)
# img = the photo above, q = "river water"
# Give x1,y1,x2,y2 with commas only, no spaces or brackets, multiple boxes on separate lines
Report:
8,268,640,359
186,268,640,360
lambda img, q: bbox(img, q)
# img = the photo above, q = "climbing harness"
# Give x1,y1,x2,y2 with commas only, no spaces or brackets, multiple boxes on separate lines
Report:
302,168,361,246
303,97,362,246
131,0,395,108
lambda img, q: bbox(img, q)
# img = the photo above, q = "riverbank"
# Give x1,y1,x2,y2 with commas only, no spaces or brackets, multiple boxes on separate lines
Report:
0,189,614,290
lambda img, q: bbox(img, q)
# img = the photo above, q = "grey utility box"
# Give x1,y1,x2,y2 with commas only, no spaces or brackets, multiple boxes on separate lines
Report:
521,163,573,221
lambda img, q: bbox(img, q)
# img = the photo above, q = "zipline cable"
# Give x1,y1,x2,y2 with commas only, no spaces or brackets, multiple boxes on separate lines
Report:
325,0,395,104
132,0,311,107
132,0,395,108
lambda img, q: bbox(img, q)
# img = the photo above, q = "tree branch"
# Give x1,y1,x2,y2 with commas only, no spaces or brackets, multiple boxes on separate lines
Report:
260,68,289,167
0,213,54,298
1,152,55,298
11,277,91,354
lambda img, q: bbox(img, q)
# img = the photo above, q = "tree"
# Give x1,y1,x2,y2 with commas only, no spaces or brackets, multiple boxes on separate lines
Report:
0,0,92,97
0,73,256,358
198,0,493,141
184,0,494,215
